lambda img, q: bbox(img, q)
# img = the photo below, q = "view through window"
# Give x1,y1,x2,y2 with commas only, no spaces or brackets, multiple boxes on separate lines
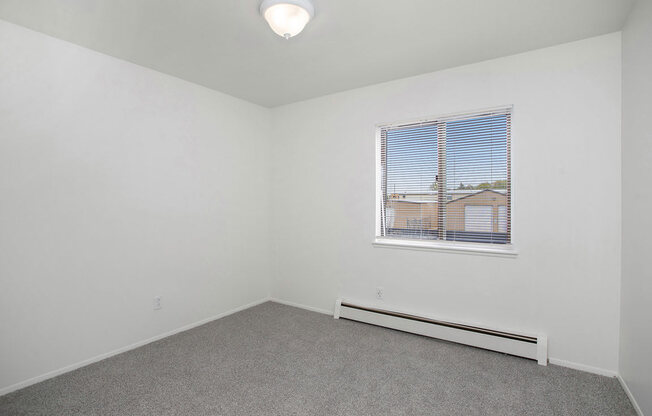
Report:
378,107,511,245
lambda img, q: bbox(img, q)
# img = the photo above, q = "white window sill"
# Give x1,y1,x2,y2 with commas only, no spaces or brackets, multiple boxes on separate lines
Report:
372,238,518,257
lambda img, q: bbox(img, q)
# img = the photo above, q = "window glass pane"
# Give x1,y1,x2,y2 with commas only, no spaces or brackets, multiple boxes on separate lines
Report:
445,115,509,244
384,124,439,240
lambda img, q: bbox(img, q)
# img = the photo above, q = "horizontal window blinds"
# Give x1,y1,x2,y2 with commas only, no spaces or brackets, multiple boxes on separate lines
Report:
379,108,511,245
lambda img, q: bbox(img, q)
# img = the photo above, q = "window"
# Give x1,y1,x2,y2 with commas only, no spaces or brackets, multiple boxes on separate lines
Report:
376,107,512,252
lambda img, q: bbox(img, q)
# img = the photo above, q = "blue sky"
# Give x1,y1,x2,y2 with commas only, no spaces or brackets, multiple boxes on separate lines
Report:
385,115,508,194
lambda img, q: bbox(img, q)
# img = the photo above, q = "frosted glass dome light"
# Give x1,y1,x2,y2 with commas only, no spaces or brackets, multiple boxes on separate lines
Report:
260,0,314,39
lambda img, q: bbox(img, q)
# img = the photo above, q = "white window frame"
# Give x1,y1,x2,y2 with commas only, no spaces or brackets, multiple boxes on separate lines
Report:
373,106,517,257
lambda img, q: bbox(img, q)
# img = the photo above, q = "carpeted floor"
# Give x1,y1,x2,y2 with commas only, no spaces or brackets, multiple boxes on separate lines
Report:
0,302,636,415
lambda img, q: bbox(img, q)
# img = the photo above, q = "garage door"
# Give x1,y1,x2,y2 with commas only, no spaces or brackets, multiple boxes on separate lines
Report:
464,205,493,232
498,205,507,233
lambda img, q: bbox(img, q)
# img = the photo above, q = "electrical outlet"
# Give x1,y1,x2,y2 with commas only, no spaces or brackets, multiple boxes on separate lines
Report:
153,296,162,310
375,287,384,300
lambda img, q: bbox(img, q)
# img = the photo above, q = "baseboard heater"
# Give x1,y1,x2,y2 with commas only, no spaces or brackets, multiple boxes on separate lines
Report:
334,299,547,365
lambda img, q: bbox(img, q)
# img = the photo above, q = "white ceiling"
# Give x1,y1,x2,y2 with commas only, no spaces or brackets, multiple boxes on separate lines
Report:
0,0,635,107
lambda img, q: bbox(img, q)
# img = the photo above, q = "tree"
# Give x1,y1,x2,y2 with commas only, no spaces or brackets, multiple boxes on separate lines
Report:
433,179,507,192
492,179,507,189
457,179,507,190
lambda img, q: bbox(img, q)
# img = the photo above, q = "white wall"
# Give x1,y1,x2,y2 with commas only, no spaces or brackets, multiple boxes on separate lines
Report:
0,20,271,392
620,0,652,413
0,16,628,394
271,34,622,373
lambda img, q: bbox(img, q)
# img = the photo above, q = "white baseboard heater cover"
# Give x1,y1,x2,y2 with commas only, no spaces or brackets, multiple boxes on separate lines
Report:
334,299,547,365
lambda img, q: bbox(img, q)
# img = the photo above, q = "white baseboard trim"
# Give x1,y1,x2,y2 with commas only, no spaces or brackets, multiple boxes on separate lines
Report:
269,298,332,316
548,358,618,377
0,296,271,397
617,375,645,416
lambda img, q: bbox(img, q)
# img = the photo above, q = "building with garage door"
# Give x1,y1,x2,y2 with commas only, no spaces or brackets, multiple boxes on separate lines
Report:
385,189,508,243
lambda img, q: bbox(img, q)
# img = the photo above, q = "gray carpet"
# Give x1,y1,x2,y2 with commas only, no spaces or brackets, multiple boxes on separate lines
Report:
0,302,636,415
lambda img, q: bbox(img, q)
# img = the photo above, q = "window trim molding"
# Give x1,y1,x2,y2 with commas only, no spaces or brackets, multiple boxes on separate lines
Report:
374,105,515,255
372,237,518,257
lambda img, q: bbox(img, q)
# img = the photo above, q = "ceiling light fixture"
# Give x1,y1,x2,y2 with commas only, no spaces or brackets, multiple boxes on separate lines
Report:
260,0,314,39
